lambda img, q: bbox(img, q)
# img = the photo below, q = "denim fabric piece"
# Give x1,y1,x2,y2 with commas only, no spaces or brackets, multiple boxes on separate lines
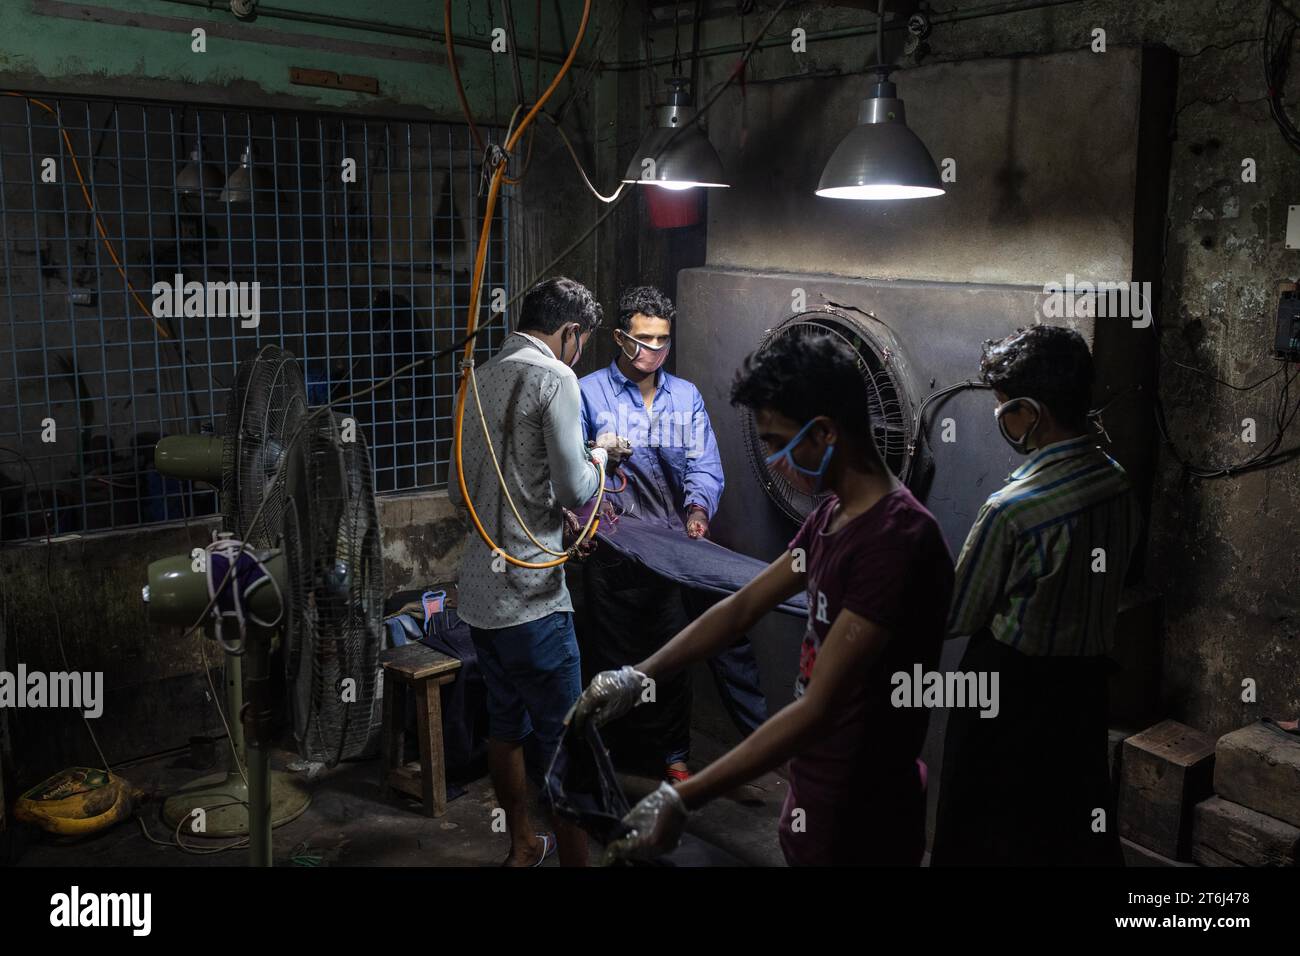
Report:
595,515,808,618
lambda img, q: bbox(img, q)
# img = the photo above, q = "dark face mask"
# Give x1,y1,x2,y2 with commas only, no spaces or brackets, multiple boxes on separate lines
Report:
560,324,585,368
993,396,1043,454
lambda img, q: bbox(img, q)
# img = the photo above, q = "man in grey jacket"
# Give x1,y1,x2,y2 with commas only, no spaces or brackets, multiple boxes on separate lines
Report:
450,276,627,867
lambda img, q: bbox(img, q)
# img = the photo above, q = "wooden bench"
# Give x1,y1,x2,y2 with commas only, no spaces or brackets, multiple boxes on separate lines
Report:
380,642,462,817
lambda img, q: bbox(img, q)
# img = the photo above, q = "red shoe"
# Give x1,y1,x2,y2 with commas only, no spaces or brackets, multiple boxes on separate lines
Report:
665,765,692,783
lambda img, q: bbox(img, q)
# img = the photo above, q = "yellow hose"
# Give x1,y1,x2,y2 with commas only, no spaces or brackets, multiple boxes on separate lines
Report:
448,0,596,570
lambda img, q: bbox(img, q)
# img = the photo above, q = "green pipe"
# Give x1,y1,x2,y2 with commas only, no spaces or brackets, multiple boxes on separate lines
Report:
152,0,580,66
610,0,1088,72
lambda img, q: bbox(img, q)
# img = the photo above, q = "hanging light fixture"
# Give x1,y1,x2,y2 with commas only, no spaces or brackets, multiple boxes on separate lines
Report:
621,76,728,190
623,3,727,191
815,1,943,201
176,141,224,198
220,144,273,204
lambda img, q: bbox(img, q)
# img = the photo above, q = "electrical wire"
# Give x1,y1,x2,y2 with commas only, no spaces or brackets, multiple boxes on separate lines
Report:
449,0,601,570
446,0,792,569
444,4,485,154
135,800,250,855
0,444,113,774
199,637,250,788
177,0,793,636
0,93,174,341
1264,0,1300,153
540,111,626,202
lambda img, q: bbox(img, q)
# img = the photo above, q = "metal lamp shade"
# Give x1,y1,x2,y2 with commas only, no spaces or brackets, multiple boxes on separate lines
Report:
176,149,224,198
220,145,274,204
621,103,729,190
816,86,944,200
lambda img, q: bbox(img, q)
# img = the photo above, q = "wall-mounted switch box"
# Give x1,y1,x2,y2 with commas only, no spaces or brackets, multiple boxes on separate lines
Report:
1275,287,1300,361
1288,206,1300,249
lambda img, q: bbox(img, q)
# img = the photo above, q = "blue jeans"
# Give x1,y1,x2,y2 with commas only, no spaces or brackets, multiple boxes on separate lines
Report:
470,611,582,774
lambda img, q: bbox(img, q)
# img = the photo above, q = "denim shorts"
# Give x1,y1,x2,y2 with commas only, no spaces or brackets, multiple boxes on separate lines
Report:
470,610,582,759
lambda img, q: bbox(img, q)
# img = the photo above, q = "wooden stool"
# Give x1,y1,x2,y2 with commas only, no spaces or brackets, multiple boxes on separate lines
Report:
380,643,462,817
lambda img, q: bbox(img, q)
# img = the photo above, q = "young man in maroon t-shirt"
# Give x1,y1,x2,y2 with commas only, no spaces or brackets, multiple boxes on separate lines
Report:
571,330,955,865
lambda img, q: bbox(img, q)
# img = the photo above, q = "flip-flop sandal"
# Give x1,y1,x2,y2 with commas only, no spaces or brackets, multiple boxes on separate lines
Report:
500,831,557,868
530,831,557,867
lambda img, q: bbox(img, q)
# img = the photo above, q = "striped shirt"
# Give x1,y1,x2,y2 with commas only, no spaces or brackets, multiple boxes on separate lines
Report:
947,435,1142,656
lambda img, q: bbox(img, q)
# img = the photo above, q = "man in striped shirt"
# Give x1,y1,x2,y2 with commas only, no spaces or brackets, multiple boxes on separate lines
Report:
931,325,1142,866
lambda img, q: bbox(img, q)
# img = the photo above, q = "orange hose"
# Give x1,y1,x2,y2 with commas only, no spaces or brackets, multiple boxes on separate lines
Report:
450,0,593,570
3,92,173,339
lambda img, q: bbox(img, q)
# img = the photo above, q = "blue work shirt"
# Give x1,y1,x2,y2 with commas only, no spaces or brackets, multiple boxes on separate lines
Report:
578,360,724,530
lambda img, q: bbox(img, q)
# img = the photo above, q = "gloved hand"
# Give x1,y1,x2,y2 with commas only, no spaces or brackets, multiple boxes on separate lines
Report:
603,782,688,865
593,432,633,465
685,505,708,539
571,665,646,729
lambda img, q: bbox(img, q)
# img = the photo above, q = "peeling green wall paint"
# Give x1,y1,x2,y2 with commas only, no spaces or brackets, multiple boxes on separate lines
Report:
0,0,589,121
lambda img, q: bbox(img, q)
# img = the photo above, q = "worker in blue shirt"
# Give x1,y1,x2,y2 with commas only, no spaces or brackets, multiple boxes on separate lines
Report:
571,285,769,783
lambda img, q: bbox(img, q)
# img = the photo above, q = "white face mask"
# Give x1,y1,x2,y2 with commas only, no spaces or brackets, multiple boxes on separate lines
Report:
615,329,670,374
993,396,1043,454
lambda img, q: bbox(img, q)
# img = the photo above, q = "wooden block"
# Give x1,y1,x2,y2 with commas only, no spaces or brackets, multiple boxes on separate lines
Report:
1213,723,1300,828
1192,796,1300,867
379,642,461,682
1120,837,1196,867
1191,843,1243,867
1118,719,1217,860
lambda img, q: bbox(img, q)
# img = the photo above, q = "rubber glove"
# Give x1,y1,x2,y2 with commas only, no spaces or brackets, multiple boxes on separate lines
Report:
603,782,687,865
572,665,646,729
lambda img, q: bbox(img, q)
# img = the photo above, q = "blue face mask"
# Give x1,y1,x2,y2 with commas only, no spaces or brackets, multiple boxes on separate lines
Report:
764,417,836,493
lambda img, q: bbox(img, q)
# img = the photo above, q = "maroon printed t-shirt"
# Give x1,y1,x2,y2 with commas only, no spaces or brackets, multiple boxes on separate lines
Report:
777,485,954,866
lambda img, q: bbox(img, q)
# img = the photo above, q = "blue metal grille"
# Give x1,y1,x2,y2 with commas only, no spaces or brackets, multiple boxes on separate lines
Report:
0,94,508,541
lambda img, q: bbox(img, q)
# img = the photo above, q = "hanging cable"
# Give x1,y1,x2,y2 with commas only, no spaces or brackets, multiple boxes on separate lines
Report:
448,0,600,570
1,93,175,341
176,0,795,640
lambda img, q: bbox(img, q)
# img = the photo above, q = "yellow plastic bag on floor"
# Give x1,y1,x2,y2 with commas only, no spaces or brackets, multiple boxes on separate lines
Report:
14,767,138,837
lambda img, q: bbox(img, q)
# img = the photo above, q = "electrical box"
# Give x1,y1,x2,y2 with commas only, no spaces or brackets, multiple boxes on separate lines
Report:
1276,288,1300,361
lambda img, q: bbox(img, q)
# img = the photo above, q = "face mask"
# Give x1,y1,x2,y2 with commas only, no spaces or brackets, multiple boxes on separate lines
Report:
561,324,585,369
764,417,836,494
994,396,1043,454
615,329,670,374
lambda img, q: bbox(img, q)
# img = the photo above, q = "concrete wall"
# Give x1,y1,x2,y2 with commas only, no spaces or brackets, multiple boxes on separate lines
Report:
632,0,1298,740
4,0,1297,787
0,488,464,783
0,0,614,783
0,0,582,123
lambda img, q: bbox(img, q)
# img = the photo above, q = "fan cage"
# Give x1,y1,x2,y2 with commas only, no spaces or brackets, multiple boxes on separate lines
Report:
742,309,916,524
285,410,384,767
220,344,307,550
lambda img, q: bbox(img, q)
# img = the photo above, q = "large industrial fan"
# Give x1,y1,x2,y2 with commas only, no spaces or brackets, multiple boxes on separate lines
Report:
287,409,384,767
742,307,918,522
143,346,384,865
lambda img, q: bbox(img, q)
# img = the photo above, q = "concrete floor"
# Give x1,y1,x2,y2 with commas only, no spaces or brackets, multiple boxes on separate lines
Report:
11,732,788,868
